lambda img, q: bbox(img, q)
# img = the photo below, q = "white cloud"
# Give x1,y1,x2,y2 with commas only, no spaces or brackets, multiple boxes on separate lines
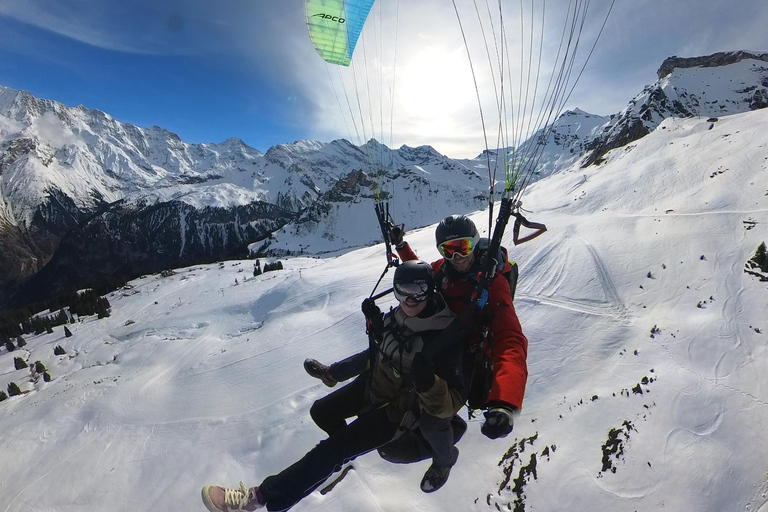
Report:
0,0,251,55
0,115,24,140
31,111,80,149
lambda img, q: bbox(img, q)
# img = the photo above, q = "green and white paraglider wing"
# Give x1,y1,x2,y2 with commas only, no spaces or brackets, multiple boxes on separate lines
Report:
305,0,375,66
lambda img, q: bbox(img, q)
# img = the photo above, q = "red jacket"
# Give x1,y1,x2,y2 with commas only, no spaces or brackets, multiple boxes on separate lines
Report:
397,242,529,409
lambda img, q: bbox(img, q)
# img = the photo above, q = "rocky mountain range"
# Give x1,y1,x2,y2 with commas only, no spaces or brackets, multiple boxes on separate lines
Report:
581,50,768,165
1,50,766,307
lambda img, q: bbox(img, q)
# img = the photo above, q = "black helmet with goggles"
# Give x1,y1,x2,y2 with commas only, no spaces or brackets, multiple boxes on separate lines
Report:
393,260,435,303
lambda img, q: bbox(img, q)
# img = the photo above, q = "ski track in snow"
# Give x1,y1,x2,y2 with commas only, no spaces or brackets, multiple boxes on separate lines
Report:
2,430,104,512
515,229,628,319
647,327,768,408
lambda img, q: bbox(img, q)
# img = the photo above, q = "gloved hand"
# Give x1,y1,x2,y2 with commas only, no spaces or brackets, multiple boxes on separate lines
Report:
410,352,435,392
361,298,384,335
389,224,406,248
361,298,381,319
481,406,516,439
478,252,499,279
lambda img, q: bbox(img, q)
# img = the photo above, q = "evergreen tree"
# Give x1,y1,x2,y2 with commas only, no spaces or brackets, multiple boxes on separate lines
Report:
46,323,54,334
55,309,69,326
64,326,73,338
33,318,45,335
17,336,26,348
43,372,52,382
753,242,767,271
0,391,7,402
7,382,21,397
96,297,111,319
13,357,28,370
5,340,15,352
54,345,66,356
34,361,46,374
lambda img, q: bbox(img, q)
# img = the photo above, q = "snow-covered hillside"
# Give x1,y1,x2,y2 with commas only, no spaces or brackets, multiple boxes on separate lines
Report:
1,107,766,511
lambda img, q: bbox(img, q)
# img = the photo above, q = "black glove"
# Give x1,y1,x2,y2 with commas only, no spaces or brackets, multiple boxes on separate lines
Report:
389,224,405,248
410,352,435,392
361,298,384,334
478,251,499,279
361,298,381,320
481,406,516,439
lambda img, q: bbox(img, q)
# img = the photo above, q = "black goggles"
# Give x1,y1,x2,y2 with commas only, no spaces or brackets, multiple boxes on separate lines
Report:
393,282,429,303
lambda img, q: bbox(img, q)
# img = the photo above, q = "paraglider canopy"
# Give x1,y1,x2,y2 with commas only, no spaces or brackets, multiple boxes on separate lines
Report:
305,0,376,66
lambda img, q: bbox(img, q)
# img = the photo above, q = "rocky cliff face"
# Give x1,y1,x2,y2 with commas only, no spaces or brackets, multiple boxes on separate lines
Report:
657,51,768,79
15,199,296,304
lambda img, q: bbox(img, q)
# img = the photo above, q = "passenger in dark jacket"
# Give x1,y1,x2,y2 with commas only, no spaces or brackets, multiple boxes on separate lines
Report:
201,261,464,512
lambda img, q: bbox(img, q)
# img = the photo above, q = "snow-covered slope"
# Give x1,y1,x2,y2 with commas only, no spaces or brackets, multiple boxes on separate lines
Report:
461,108,610,185
1,107,766,511
511,108,610,180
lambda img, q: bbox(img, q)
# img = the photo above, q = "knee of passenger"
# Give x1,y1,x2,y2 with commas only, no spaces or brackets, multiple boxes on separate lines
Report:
310,401,324,423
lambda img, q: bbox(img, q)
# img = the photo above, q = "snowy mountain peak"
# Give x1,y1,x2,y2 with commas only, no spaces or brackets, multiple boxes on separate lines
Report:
552,108,609,132
582,50,768,166
560,107,595,118
216,136,251,149
0,84,23,111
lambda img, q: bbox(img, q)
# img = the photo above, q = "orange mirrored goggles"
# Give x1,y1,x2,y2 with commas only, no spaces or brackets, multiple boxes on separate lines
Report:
438,237,477,260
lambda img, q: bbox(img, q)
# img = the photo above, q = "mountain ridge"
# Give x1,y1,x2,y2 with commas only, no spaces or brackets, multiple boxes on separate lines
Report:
2,49,767,307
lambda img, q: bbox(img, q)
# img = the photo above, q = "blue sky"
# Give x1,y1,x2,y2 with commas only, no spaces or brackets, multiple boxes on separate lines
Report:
1,0,768,159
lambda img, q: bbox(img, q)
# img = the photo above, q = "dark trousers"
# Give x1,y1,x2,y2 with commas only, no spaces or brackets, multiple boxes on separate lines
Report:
418,411,459,467
311,374,460,468
378,414,466,466
310,374,369,436
327,349,369,384
259,378,398,511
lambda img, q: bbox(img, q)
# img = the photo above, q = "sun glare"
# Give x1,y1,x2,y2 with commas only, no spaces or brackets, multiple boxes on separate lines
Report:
398,46,476,134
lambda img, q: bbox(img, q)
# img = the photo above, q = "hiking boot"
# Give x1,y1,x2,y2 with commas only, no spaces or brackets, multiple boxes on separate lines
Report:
420,465,452,493
201,482,264,511
304,358,337,387
420,447,458,493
